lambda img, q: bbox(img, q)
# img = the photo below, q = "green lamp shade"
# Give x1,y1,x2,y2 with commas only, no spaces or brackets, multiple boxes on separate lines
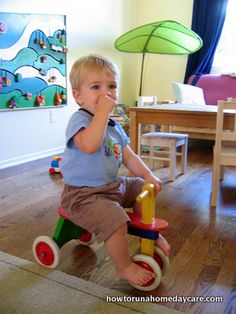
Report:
115,20,202,55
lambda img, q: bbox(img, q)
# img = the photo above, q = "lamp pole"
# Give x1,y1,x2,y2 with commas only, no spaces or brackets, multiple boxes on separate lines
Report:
139,52,145,96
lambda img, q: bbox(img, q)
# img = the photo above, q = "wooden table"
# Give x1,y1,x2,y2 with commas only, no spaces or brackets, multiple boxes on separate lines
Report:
129,104,235,153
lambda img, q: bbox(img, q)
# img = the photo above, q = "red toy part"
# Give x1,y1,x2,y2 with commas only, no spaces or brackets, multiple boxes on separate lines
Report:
49,167,55,174
35,241,55,266
154,252,163,269
57,207,69,220
127,212,168,232
79,230,93,243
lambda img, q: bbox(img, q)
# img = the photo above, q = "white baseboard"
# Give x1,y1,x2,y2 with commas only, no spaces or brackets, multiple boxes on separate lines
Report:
0,146,65,169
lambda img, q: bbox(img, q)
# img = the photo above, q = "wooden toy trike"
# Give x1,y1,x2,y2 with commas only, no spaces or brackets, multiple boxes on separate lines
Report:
32,183,169,291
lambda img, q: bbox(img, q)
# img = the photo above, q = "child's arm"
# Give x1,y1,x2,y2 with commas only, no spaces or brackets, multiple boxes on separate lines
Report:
74,95,117,154
122,145,162,193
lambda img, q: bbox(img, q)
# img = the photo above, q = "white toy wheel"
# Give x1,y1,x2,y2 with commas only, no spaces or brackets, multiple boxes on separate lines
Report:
32,236,60,269
132,254,162,291
77,231,96,246
154,247,170,276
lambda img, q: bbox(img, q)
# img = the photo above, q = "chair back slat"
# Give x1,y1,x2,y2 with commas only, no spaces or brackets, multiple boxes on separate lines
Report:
216,100,236,143
137,96,157,107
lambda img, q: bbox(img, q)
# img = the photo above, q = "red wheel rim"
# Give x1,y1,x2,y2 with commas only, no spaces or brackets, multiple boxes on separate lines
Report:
79,231,92,243
35,241,55,266
154,252,164,269
135,261,156,286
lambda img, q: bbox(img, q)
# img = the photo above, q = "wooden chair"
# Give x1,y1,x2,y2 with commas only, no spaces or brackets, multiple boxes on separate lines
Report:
211,99,236,207
137,96,188,181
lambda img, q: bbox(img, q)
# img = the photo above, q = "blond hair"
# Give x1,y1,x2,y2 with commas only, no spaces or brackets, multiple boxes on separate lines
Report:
69,54,119,90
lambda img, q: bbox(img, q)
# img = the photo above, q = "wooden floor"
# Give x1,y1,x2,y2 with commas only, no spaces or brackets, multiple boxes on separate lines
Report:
0,140,236,314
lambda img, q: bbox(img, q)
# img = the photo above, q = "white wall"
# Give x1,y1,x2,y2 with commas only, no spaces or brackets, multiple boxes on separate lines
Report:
0,0,193,168
135,0,194,100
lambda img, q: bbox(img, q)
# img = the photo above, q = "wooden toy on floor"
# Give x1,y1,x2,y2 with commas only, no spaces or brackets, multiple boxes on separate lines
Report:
49,156,62,175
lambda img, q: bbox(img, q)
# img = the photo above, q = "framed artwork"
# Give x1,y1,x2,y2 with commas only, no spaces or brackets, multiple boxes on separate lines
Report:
0,13,67,111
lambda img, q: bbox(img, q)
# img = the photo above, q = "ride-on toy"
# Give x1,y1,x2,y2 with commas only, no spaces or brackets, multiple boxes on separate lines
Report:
32,183,169,291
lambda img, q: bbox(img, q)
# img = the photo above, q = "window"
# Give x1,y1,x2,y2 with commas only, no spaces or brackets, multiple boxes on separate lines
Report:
211,0,236,74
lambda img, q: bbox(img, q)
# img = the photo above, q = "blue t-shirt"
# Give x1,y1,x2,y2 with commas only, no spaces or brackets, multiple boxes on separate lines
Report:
61,109,130,187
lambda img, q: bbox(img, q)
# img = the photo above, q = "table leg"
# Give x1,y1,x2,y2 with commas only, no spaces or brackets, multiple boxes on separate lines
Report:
129,110,138,153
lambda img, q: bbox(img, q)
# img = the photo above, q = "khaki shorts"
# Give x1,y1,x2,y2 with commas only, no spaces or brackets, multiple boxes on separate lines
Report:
60,177,144,243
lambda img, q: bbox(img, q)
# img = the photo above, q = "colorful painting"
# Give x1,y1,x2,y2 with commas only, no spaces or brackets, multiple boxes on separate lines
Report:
0,13,67,111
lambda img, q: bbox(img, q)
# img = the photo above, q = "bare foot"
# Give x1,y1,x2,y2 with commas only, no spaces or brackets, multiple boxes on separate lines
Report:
155,234,171,256
117,262,156,286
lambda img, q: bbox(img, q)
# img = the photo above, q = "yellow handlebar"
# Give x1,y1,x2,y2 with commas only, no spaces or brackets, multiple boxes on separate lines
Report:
136,183,155,224
136,189,149,202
